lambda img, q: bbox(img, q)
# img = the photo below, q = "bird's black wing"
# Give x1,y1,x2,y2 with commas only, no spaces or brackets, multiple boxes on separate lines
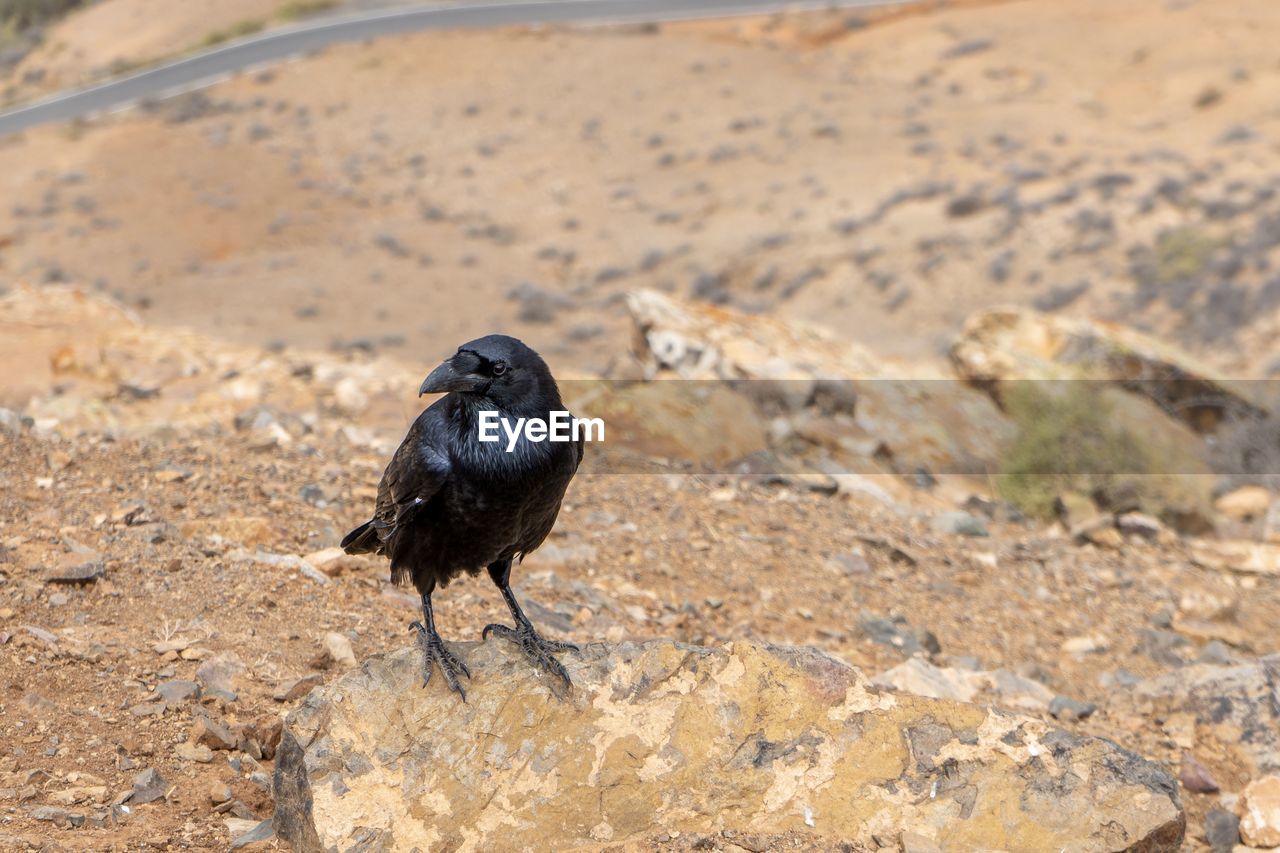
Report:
342,412,451,579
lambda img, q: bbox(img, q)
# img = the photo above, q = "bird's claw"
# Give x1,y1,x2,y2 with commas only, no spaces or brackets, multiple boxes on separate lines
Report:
410,621,471,701
482,622,578,687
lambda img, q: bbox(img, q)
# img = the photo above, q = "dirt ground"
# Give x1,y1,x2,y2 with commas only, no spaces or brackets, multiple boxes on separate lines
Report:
0,288,1277,848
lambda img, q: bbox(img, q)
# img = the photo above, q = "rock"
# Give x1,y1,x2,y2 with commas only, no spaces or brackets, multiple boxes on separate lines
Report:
21,692,57,713
900,830,944,853
230,817,275,849
858,613,940,658
30,805,83,827
301,547,370,578
873,657,1057,712
210,780,232,805
130,768,167,805
1172,617,1248,649
1216,486,1273,521
930,511,988,537
196,654,246,695
332,377,368,415
1062,635,1109,655
1265,499,1280,544
623,289,1013,477
1048,695,1097,720
980,669,1057,711
1204,808,1240,853
590,381,768,468
1240,776,1280,847
626,289,881,379
1197,640,1238,666
949,308,1267,432
273,674,323,702
47,552,104,583
1190,541,1280,576
0,407,24,436
1121,656,1280,776
192,717,237,751
241,714,283,760
323,632,357,669
1177,587,1238,623
47,783,107,806
873,657,977,702
825,471,898,504
1116,512,1165,540
1070,515,1126,547
274,640,1184,851
152,679,200,708
174,742,214,763
233,407,294,450
230,549,328,585
1178,754,1220,793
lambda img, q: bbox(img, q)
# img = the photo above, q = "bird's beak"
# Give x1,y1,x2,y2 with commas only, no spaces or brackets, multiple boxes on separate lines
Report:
419,358,485,396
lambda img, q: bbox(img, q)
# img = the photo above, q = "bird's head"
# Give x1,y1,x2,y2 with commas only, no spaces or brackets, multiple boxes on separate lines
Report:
419,335,555,409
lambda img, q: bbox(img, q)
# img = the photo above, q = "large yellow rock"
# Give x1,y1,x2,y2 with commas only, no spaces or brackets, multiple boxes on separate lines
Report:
625,290,1013,476
949,308,1266,432
273,640,1184,851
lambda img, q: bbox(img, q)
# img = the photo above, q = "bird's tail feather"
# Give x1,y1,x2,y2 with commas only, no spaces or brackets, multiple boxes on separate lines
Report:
340,520,379,554
390,561,413,587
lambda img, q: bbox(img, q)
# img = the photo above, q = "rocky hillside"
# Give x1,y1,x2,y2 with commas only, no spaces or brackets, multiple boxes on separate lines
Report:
1,284,1279,849
3,0,1280,378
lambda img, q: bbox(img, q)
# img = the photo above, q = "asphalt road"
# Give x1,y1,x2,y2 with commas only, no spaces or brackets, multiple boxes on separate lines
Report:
0,0,905,136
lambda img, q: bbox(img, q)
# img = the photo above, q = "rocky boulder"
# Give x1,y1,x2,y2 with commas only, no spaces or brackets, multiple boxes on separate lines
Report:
1120,654,1280,776
627,288,892,381
949,308,1266,431
274,639,1183,851
625,290,1013,476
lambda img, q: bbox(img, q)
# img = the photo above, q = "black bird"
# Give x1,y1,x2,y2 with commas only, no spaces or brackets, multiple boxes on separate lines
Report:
341,335,583,700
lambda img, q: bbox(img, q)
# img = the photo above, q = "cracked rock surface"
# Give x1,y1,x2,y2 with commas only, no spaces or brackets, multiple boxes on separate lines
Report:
273,639,1184,852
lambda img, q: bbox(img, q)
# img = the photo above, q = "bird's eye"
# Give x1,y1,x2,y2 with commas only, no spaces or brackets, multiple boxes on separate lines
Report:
492,362,508,376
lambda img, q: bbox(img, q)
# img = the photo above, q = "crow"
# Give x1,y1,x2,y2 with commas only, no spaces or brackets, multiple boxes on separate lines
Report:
341,335,583,700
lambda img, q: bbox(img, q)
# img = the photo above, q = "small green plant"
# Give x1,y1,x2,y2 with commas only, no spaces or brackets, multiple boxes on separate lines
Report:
1153,226,1225,285
107,55,149,76
199,18,265,48
996,384,1151,519
0,0,85,31
995,382,1211,526
277,0,337,21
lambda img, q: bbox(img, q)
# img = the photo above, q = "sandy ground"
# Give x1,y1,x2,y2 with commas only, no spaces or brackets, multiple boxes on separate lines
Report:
2,355,1277,849
0,284,1275,849
2,0,1280,377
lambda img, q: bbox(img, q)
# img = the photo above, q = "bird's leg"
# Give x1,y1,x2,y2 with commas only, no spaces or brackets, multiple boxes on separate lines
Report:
409,586,470,701
481,559,578,687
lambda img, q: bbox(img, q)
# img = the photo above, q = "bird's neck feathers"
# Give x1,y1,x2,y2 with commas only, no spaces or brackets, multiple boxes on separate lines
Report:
444,384,563,427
